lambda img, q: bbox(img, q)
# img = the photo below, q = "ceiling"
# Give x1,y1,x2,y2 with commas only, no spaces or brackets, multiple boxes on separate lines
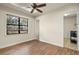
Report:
0,3,69,17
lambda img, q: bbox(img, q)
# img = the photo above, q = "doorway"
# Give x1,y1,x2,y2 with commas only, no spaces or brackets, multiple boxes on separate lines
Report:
64,13,78,51
35,20,39,40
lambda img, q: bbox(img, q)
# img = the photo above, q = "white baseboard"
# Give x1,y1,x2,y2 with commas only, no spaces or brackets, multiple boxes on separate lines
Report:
0,39,36,49
0,39,63,49
39,39,64,47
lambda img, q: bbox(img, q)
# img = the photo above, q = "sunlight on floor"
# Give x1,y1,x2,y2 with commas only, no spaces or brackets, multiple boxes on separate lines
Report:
64,38,77,51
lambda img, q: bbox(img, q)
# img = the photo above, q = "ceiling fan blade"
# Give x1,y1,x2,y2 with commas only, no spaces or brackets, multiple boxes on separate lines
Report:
36,9,43,13
31,5,34,8
33,3,37,7
37,4,46,8
31,9,34,13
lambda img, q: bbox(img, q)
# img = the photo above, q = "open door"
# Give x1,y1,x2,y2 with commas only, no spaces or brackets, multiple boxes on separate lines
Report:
64,13,78,51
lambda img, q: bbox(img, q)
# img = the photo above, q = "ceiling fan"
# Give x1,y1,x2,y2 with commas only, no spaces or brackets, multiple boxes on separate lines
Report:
30,3,46,13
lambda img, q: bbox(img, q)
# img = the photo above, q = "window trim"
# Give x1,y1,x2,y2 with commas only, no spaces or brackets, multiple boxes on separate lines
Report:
7,14,28,35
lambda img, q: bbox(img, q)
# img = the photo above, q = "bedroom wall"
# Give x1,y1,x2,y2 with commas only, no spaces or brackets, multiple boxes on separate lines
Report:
35,20,39,39
77,13,79,50
37,11,64,47
36,4,79,47
0,10,37,48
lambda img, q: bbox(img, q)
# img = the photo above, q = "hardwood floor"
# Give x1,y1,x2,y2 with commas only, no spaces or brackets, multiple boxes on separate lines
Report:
0,40,79,55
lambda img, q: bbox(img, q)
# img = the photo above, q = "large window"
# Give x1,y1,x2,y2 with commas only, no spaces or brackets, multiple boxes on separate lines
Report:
7,14,28,35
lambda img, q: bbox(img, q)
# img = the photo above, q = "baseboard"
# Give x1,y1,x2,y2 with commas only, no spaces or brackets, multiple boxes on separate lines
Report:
39,39,64,47
0,39,63,49
0,39,36,49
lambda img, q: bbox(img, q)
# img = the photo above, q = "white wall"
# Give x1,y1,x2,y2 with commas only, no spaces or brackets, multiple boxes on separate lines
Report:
35,20,39,39
64,16,77,39
0,10,37,48
37,4,79,47
77,13,79,50
37,11,64,47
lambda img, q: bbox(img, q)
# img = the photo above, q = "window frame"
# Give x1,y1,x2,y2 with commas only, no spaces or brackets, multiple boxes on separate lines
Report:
7,14,28,35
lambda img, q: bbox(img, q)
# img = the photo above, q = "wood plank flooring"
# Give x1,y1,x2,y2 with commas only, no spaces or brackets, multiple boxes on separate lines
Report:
0,40,79,55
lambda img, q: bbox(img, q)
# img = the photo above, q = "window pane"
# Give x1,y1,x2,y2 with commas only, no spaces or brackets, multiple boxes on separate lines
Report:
20,18,28,25
20,31,28,34
7,25,18,31
7,14,19,25
20,26,27,30
19,17,28,34
7,31,18,34
7,14,19,34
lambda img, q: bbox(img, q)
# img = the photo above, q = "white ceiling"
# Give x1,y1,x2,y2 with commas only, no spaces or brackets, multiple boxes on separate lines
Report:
0,3,70,17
